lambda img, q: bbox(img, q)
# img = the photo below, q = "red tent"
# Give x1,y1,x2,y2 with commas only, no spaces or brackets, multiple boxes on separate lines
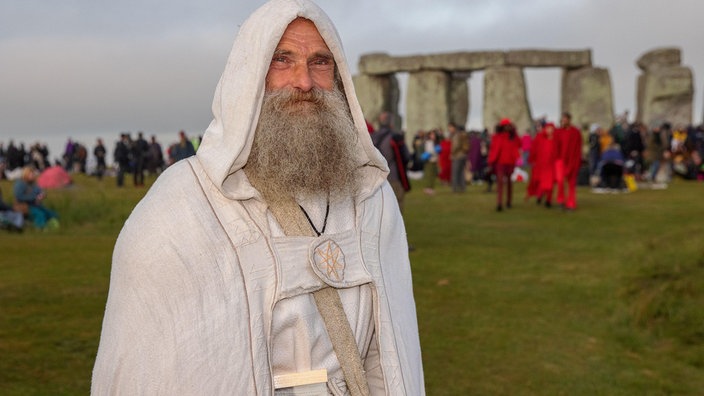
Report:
37,166,72,189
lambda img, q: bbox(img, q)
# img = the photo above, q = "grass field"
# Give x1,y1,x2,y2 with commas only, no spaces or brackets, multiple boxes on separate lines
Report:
1,173,703,395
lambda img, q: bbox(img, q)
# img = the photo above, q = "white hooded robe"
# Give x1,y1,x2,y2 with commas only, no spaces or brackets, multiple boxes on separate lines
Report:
91,0,424,394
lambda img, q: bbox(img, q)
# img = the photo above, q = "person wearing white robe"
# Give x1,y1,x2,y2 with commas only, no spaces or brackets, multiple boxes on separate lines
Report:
91,0,424,395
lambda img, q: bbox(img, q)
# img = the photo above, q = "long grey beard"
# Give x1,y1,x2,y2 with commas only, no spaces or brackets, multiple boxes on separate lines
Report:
245,86,361,204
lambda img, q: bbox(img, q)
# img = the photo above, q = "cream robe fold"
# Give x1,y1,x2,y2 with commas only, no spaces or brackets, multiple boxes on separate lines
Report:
91,0,424,394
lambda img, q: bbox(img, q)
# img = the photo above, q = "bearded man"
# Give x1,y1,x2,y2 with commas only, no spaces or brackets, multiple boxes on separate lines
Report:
91,1,424,395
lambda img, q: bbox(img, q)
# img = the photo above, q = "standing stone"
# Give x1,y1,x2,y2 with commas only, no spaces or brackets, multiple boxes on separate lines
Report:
355,47,695,136
561,67,614,129
449,73,470,127
483,66,532,132
406,71,451,135
635,47,693,128
637,66,693,128
352,73,400,128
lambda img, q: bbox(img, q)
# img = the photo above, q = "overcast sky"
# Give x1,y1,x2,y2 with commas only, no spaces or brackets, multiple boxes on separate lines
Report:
1,0,703,156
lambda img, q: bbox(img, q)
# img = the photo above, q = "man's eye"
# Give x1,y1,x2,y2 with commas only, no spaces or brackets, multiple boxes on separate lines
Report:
312,58,329,65
310,57,333,70
269,56,290,70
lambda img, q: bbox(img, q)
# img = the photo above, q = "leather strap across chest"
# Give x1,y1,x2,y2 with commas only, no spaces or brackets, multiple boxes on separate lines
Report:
268,198,370,396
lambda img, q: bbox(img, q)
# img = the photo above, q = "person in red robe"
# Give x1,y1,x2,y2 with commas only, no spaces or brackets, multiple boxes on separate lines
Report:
527,123,557,207
525,131,540,201
488,118,521,211
437,134,452,184
554,112,583,210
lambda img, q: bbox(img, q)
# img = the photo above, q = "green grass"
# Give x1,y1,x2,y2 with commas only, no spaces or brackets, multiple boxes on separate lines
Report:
1,174,703,395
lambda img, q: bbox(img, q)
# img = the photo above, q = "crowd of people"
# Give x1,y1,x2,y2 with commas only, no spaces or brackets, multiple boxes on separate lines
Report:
0,130,203,232
401,113,582,211
2,112,703,232
0,141,52,173
3,114,704,230
392,112,704,212
0,130,204,183
586,118,704,187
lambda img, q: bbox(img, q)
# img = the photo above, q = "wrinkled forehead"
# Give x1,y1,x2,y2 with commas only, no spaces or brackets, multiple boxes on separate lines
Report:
275,18,332,54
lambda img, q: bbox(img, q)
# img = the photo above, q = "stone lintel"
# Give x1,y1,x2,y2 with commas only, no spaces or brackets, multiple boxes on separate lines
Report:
358,53,424,74
422,51,506,71
359,52,506,74
636,47,681,71
505,49,592,68
359,49,593,74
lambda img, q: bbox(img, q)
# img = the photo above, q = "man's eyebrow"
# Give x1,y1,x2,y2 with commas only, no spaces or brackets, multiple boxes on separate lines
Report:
310,50,334,60
272,49,292,57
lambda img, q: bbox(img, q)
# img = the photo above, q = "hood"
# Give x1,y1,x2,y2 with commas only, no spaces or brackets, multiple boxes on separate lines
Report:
196,0,388,201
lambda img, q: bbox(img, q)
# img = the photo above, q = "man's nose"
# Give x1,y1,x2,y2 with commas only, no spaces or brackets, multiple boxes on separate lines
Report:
291,64,314,92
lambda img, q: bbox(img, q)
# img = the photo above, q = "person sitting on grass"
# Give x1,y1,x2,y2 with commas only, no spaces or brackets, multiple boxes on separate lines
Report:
13,167,59,230
0,186,24,231
597,143,625,190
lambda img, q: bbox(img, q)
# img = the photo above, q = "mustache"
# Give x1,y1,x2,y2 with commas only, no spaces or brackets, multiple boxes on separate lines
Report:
264,88,326,110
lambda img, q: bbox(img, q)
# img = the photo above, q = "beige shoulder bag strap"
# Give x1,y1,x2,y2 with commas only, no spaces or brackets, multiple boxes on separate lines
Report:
268,198,370,396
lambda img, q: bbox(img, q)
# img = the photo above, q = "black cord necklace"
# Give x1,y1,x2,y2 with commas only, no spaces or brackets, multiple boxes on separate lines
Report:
299,201,330,237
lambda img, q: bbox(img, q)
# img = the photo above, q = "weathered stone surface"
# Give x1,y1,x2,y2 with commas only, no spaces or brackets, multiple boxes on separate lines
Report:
636,47,681,71
637,66,693,128
483,67,532,132
360,49,592,73
422,51,506,71
636,74,646,123
449,76,469,127
359,51,506,74
506,49,591,69
357,47,695,133
352,73,400,128
561,67,614,130
406,71,451,135
358,53,424,74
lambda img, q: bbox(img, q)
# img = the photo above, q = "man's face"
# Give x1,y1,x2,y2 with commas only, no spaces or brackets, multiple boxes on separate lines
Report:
265,18,335,93
561,115,570,127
